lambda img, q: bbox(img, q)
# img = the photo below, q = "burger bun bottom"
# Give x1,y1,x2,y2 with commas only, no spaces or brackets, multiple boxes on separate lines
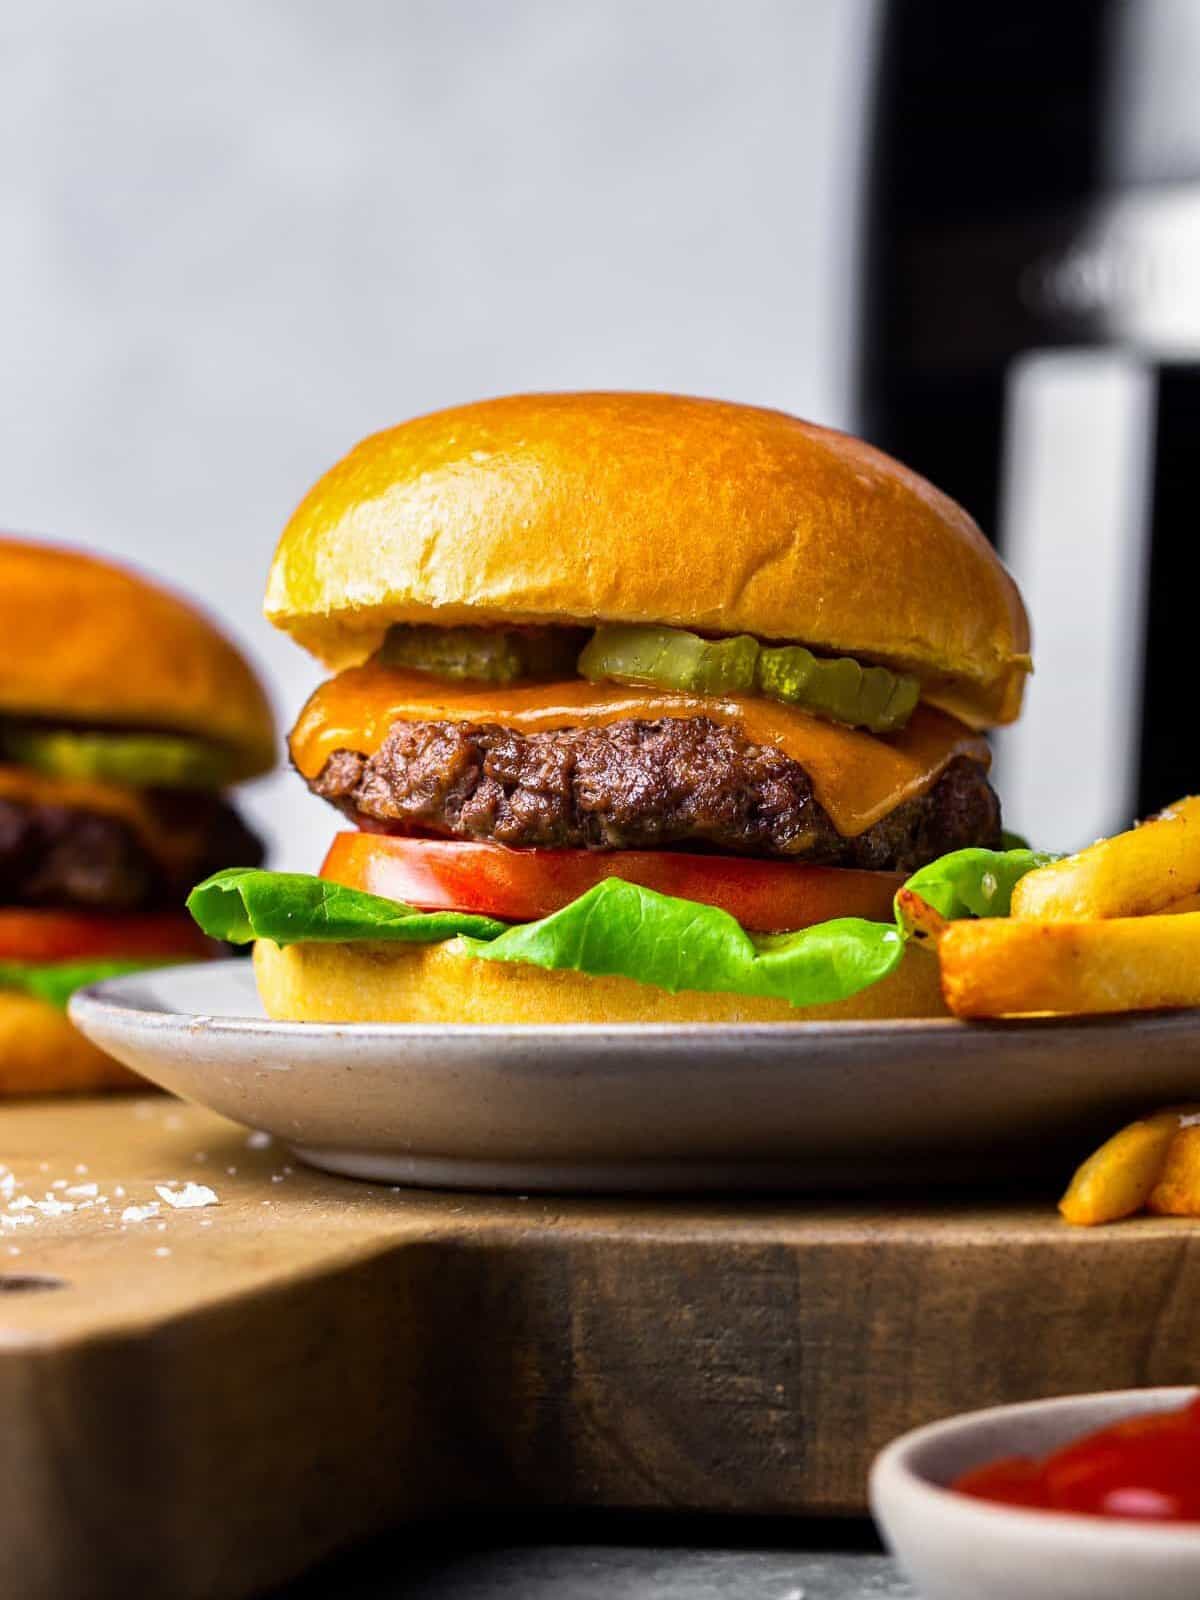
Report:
253,937,947,1024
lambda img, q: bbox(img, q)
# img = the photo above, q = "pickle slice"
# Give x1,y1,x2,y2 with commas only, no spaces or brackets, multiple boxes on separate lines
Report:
578,622,920,731
756,645,919,732
577,625,759,694
3,726,233,789
378,625,585,683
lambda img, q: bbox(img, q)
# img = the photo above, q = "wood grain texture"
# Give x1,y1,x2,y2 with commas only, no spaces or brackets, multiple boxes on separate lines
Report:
3,1096,1199,1600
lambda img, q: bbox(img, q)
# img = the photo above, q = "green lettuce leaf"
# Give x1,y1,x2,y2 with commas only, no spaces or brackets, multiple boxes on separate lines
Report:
0,958,172,1010
460,877,904,1008
186,844,1056,1012
898,846,1060,923
187,867,508,947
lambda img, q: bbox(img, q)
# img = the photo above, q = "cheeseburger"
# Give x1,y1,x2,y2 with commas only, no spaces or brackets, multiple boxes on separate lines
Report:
190,393,1031,1022
1,538,273,1089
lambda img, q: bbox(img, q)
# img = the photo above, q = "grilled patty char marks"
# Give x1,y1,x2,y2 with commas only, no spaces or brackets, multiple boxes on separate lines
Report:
0,793,264,912
307,717,1000,873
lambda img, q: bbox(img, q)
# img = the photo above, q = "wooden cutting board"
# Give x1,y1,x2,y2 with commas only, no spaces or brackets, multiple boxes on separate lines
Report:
4,1094,1200,1600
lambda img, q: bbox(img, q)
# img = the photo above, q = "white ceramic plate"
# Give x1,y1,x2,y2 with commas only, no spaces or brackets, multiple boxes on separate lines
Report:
70,959,1200,1193
871,1388,1200,1600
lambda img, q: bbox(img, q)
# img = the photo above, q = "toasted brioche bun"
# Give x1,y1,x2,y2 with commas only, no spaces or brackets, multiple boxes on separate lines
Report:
0,536,276,779
0,992,140,1095
253,937,947,1024
265,393,1030,728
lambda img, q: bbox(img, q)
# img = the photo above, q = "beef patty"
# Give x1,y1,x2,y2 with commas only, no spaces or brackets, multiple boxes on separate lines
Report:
307,716,1000,873
0,792,264,912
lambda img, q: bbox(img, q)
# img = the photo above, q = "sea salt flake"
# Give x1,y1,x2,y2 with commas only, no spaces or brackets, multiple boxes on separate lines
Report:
74,1163,88,1176
121,1203,160,1224
114,1185,126,1198
50,1180,68,1190
36,1196,74,1217
154,1246,171,1257
155,1183,219,1211
66,1183,98,1199
246,1131,271,1149
2,1214,33,1228
0,1172,15,1195
8,1196,35,1212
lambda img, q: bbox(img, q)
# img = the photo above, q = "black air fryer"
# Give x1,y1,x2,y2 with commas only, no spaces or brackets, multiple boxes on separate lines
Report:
858,0,1200,848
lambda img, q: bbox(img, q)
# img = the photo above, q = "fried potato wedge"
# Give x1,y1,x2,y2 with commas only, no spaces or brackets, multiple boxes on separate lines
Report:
1059,1109,1192,1226
1012,795,1200,920
894,888,949,948
938,912,1200,1018
1147,1124,1200,1217
1161,891,1200,915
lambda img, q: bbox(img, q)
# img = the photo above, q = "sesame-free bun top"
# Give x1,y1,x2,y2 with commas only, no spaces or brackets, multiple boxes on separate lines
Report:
265,392,1031,727
0,537,276,779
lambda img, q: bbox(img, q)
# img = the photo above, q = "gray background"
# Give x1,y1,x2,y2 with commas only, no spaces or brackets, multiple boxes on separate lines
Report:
0,0,876,865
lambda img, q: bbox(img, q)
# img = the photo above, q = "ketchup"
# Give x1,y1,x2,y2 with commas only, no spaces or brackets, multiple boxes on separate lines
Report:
953,1397,1200,1520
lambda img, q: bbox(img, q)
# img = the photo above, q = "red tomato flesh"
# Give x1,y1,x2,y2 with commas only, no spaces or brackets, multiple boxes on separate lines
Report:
0,909,215,964
953,1397,1200,1521
319,834,903,934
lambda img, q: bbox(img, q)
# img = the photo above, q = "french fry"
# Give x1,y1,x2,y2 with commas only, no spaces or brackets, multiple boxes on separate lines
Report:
1147,1123,1200,1217
1161,891,1200,915
1012,795,1200,920
1059,1109,1191,1226
894,888,949,947
938,912,1200,1018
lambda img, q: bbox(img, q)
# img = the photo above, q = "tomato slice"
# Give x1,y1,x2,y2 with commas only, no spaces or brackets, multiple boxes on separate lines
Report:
0,909,215,963
319,834,903,933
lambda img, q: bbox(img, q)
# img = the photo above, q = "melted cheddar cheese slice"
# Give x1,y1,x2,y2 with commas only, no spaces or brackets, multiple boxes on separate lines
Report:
0,767,206,879
0,766,159,834
289,667,990,838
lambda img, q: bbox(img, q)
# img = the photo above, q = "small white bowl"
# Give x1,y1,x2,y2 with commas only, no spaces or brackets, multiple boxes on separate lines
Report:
871,1388,1200,1600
